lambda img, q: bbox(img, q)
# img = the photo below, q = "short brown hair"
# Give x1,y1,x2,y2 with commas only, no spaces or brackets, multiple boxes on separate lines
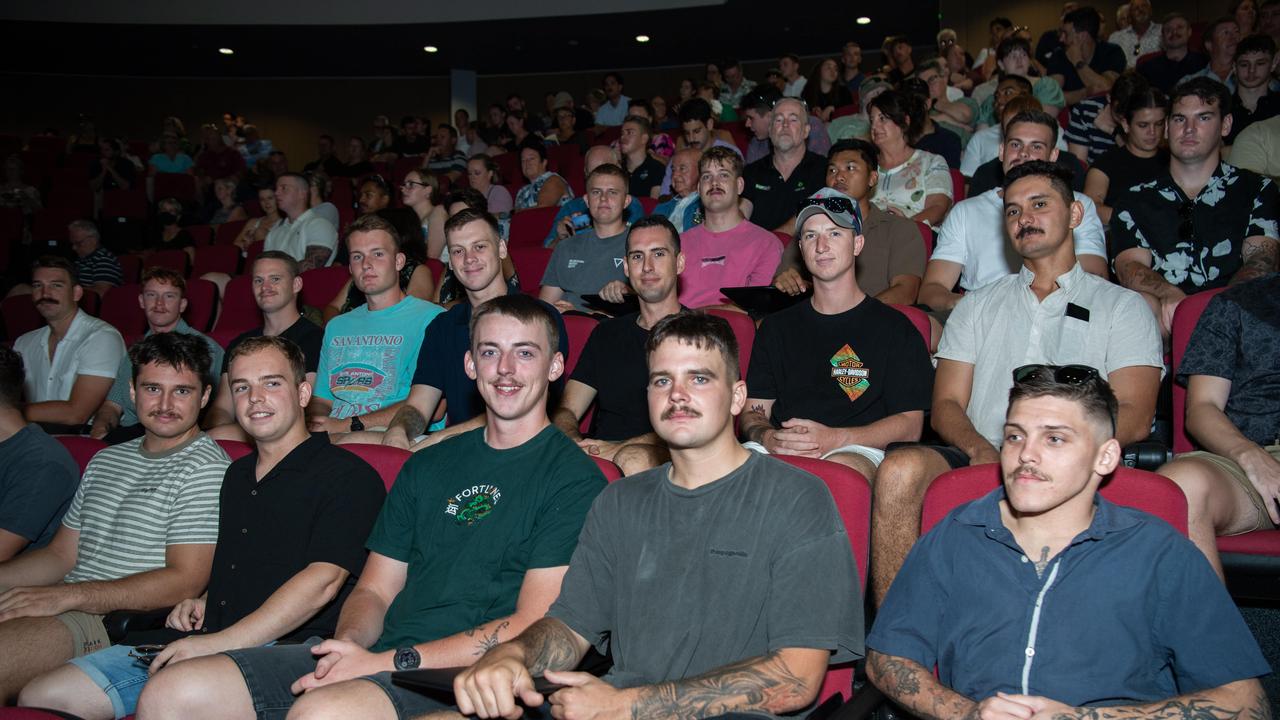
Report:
645,310,740,381
141,267,187,296
226,335,307,384
586,162,630,187
444,208,502,241
470,293,560,355
698,145,744,178
344,212,402,250
32,255,77,285
253,250,300,278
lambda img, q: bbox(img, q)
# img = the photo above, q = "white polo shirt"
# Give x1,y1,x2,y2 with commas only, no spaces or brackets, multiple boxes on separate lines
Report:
932,187,1107,293
264,207,338,266
936,263,1163,447
14,310,125,403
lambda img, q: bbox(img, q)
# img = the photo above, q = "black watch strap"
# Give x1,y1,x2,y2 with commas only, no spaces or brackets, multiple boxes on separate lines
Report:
350,415,365,432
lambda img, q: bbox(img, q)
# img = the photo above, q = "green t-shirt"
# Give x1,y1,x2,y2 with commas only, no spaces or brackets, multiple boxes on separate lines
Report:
365,425,607,652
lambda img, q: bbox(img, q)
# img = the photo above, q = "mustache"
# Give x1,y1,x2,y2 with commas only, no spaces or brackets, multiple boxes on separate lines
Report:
661,405,702,420
1016,226,1044,239
1007,464,1050,482
35,298,58,305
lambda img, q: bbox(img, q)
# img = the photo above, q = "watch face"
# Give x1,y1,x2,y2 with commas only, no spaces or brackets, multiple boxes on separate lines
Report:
395,647,420,670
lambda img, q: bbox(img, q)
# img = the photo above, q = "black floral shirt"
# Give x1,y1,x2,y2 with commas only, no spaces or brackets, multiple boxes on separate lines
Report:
1110,162,1279,293
1177,273,1280,447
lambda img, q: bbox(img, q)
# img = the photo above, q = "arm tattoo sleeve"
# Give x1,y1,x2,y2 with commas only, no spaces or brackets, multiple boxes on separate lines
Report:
1232,237,1279,286
740,406,771,444
627,650,816,720
1116,261,1179,300
299,245,333,272
512,618,586,676
389,404,428,439
1045,683,1271,720
865,652,977,720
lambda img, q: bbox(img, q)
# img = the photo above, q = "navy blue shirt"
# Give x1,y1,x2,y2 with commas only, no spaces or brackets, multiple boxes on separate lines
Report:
868,488,1268,705
411,289,569,425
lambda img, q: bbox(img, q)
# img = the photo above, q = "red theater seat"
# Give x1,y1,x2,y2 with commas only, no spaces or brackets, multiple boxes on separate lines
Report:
508,206,559,247
340,443,413,491
54,435,107,475
705,308,755,380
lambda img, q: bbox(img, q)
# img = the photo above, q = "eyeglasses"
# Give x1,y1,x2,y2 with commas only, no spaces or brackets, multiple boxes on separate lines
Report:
801,195,856,215
1177,200,1195,241
401,179,430,189
1012,364,1102,385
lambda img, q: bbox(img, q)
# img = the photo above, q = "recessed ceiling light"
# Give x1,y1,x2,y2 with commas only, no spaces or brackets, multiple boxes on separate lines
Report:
856,16,871,24
218,47,234,55
635,34,650,43
423,45,438,53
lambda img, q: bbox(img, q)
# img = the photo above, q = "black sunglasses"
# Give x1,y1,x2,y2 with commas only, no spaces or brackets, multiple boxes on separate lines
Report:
801,195,855,215
1012,364,1102,385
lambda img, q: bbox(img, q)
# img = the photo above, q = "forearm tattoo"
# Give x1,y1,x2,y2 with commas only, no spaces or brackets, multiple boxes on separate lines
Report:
1232,238,1279,285
465,620,510,656
628,651,813,720
514,619,584,676
1045,694,1271,720
866,652,977,720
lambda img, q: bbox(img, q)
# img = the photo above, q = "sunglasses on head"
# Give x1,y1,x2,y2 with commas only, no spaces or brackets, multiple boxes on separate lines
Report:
801,195,855,215
1012,364,1101,385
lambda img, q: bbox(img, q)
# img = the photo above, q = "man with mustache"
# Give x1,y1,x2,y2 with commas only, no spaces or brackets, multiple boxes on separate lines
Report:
0,332,228,703
867,366,1270,716
553,216,685,475
13,256,125,433
869,161,1163,607
453,311,861,720
742,189,933,482
89,268,224,444
921,110,1108,319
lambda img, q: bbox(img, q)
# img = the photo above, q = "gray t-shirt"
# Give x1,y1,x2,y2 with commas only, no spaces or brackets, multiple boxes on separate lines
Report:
549,452,863,699
0,424,80,551
540,228,628,312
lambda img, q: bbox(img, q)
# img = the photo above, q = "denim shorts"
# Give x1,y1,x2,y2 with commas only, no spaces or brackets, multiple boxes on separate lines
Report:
68,644,150,719
224,638,450,720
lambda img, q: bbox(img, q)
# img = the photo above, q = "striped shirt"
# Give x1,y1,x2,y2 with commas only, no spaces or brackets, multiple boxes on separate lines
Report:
62,433,227,584
74,246,124,288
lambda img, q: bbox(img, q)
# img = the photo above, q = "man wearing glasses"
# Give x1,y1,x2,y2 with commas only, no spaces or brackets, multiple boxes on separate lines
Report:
870,160,1163,607
1110,77,1280,336
867,365,1270,717
741,97,828,233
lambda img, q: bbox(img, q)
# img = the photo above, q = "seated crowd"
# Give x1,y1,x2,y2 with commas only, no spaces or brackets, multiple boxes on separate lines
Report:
1,5,1279,717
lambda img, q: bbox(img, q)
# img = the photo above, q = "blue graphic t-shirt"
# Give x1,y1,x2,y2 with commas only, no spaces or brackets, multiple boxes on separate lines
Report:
315,296,444,418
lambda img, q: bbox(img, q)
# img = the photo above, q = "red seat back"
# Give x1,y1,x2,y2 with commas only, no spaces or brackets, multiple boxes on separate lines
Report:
210,274,263,347
509,245,554,293
705,308,755,380
183,277,218,332
547,145,586,196
593,455,624,482
192,244,241,277
1170,288,1227,453
244,240,265,268
949,168,966,202
562,313,599,378
1,294,43,340
215,219,248,245
494,153,521,187
773,455,870,703
145,249,189,276
915,221,933,258
890,304,931,349
54,435,108,475
215,439,254,461
339,443,413,491
299,265,351,310
183,224,214,247
638,196,658,214
921,463,1189,536
772,230,791,249
99,284,147,344
508,206,560,247
831,104,860,119
118,254,142,284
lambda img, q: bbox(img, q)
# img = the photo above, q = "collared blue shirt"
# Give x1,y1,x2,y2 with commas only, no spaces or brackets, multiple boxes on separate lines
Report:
868,488,1268,705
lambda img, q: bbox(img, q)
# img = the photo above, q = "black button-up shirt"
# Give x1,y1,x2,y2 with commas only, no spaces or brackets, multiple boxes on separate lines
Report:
202,433,385,640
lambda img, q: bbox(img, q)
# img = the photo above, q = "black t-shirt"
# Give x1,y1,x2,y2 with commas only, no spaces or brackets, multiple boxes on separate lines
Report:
1046,41,1127,92
741,151,828,232
1228,92,1280,144
628,156,666,198
393,135,431,157
746,296,933,428
916,125,962,169
1089,146,1169,207
335,160,375,178
89,157,137,191
1137,52,1208,93
223,317,325,376
968,154,1086,197
571,312,654,441
303,156,345,177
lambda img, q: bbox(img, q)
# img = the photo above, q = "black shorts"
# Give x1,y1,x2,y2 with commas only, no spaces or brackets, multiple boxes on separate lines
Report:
885,442,971,470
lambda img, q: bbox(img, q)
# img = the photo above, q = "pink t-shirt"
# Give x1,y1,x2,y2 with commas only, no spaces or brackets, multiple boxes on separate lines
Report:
678,220,782,308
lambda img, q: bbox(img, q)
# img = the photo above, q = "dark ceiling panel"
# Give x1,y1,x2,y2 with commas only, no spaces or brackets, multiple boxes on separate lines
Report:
0,2,941,77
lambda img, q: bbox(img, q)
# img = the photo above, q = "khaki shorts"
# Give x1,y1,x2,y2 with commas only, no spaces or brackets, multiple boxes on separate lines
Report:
1180,445,1280,534
55,610,110,658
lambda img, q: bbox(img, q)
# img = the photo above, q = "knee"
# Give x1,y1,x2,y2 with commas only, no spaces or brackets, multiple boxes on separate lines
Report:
17,673,63,710
1158,459,1215,508
287,688,341,720
136,665,203,719
874,449,933,498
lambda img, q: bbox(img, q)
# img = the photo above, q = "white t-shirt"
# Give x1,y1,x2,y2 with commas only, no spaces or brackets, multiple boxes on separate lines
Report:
265,207,338,266
13,310,125,403
783,77,808,97
960,125,1070,178
932,187,1107,292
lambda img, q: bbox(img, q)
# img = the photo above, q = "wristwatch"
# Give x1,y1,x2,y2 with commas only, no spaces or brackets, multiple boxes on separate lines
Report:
1074,59,1087,70
350,415,365,432
394,646,421,670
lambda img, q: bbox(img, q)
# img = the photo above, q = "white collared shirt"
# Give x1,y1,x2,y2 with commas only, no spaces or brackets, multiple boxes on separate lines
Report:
13,310,125,403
